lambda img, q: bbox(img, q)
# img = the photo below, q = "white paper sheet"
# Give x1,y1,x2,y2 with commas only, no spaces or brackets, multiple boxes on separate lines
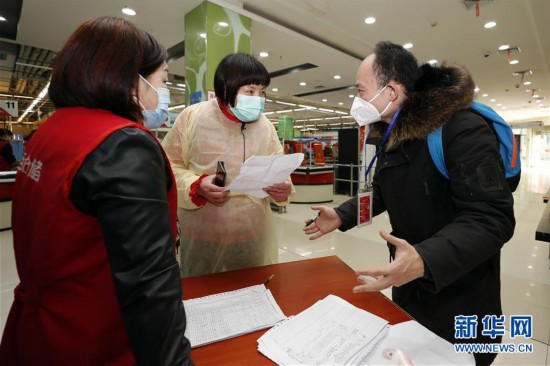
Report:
257,295,389,365
225,153,304,198
363,320,475,365
183,284,286,348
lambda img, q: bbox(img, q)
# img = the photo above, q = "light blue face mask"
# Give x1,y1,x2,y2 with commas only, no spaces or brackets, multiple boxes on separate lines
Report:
139,75,170,129
230,94,265,122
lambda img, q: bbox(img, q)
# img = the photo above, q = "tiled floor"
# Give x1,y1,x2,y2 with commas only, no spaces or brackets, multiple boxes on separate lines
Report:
1,167,549,364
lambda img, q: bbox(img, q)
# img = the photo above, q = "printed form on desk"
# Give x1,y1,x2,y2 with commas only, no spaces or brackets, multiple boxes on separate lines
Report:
183,284,285,348
257,295,475,365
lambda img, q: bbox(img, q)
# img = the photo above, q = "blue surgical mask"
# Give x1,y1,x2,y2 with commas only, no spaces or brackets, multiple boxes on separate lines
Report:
230,94,265,122
139,75,170,129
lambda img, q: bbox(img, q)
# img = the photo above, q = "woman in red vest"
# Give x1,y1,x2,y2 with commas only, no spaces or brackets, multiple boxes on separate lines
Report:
0,17,193,365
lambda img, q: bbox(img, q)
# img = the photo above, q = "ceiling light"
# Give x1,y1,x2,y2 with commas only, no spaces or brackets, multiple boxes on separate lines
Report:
509,59,519,65
0,16,6,22
474,87,480,92
122,7,136,16
349,94,354,98
490,99,496,102
322,99,328,102
218,22,228,27
199,33,206,39
338,102,344,105
523,81,532,85
536,100,542,103
364,17,376,24
482,94,488,97
533,94,540,98
428,59,438,65
403,43,413,49
333,75,342,80
177,83,186,88
501,107,507,109
299,82,306,86
275,101,296,106
259,51,269,58
484,21,496,29
498,44,509,51
497,103,502,107
272,88,278,92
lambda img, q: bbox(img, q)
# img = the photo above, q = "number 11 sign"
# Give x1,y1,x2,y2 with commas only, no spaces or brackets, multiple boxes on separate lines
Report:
0,100,19,117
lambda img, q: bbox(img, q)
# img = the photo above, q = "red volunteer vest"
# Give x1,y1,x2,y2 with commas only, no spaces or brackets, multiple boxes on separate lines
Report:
0,107,178,365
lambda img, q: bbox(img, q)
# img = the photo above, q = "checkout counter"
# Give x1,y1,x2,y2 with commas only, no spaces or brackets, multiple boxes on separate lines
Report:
287,141,334,204
0,171,16,231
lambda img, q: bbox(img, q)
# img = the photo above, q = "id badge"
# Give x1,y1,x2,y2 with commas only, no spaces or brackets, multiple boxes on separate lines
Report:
357,189,373,227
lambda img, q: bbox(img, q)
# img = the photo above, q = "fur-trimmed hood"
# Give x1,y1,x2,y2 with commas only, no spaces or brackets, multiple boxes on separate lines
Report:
369,63,475,151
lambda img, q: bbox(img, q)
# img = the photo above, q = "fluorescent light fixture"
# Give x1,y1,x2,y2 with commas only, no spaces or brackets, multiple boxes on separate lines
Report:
299,82,306,86
318,108,334,113
484,21,496,29
428,59,438,65
218,22,228,27
509,60,519,65
325,116,340,120
308,118,323,121
482,94,488,97
293,108,306,112
271,88,278,92
275,101,297,106
338,102,344,105
276,109,294,113
166,81,172,85
403,43,413,49
168,104,186,111
474,87,480,92
0,16,6,22
0,93,33,100
497,103,502,107
122,7,136,16
349,94,354,98
176,83,186,88
199,33,207,39
490,99,496,102
334,111,348,115
333,75,342,80
263,111,275,115
298,104,317,109
342,116,355,119
364,17,376,24
533,94,540,98
18,81,50,122
322,99,328,102
259,51,269,57
498,44,509,51
329,123,341,126
523,81,532,85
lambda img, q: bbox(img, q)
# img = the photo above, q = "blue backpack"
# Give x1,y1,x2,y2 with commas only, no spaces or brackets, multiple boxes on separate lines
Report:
427,101,521,191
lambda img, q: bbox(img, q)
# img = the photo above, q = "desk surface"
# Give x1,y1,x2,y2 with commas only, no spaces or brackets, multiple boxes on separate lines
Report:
182,256,411,365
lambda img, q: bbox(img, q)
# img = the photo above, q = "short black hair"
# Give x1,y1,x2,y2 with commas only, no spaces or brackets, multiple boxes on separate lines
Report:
373,41,418,94
49,16,167,123
214,53,270,107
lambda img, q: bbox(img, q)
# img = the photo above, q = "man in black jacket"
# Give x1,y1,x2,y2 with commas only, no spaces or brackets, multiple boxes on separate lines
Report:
304,41,515,365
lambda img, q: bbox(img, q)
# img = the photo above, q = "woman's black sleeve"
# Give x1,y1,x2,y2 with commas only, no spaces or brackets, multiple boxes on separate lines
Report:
71,127,193,366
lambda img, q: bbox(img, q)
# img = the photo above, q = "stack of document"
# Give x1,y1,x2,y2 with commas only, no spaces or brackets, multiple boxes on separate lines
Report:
183,284,286,348
257,295,475,365
257,295,390,365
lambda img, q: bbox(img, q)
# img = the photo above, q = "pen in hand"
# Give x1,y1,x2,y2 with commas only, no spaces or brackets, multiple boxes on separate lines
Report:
305,212,321,228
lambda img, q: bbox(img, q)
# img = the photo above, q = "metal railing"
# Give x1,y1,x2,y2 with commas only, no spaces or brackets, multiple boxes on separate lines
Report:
331,163,365,197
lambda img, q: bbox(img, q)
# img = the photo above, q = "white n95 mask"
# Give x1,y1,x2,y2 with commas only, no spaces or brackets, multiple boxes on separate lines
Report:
350,85,392,126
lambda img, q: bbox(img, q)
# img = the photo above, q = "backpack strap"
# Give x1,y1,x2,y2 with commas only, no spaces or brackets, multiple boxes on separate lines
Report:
427,125,449,179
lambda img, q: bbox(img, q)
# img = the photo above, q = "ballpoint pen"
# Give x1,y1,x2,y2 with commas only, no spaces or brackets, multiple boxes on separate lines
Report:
305,212,321,227
264,274,274,286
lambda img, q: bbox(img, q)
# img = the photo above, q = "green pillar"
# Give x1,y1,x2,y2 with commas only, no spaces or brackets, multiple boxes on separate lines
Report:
185,1,251,105
277,116,294,140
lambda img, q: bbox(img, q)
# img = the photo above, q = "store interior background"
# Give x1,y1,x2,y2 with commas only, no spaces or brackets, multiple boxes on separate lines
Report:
1,0,549,364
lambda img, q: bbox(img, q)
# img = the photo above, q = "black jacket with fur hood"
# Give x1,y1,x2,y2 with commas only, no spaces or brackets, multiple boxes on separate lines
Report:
335,64,515,346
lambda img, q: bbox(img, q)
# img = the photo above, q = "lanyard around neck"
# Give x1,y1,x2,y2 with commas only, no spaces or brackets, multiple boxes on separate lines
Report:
363,108,401,183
